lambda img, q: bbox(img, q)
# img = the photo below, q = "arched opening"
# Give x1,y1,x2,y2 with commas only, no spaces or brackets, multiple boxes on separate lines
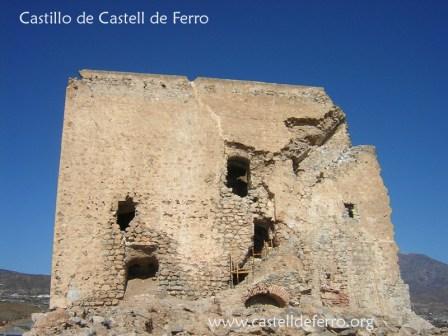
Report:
127,256,158,280
116,197,136,231
245,293,285,308
226,157,250,197
253,218,274,257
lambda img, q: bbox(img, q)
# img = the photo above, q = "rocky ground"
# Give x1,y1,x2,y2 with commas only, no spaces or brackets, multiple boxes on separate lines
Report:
25,279,447,336
26,304,448,336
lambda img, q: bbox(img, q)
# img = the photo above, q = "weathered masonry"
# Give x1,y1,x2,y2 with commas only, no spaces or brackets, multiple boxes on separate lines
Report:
51,70,412,321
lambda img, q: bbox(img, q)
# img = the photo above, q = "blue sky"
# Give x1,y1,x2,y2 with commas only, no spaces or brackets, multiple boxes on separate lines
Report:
0,0,447,275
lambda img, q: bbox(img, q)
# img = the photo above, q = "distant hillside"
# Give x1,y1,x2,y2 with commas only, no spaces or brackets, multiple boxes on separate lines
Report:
0,269,50,309
0,269,49,327
399,253,448,327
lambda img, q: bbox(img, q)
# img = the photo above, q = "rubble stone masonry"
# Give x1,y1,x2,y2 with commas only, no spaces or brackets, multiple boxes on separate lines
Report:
50,70,412,322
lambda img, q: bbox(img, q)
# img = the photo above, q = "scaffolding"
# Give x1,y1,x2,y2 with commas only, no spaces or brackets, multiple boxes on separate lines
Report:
229,239,274,288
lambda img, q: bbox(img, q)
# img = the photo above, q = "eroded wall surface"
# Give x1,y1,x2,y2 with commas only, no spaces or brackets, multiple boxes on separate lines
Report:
50,70,411,320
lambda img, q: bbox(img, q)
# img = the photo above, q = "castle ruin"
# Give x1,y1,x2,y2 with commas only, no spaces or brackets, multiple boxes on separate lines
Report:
43,70,426,335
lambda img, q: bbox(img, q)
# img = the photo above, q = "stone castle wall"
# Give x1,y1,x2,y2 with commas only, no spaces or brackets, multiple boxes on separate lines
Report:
50,70,411,321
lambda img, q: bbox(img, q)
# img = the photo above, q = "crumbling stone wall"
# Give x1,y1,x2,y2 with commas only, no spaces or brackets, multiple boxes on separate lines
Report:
51,70,412,322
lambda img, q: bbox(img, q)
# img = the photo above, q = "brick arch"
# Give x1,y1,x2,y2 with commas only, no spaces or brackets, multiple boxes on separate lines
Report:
242,283,289,308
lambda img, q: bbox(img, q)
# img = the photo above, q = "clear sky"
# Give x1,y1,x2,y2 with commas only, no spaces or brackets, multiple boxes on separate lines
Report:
0,0,447,275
